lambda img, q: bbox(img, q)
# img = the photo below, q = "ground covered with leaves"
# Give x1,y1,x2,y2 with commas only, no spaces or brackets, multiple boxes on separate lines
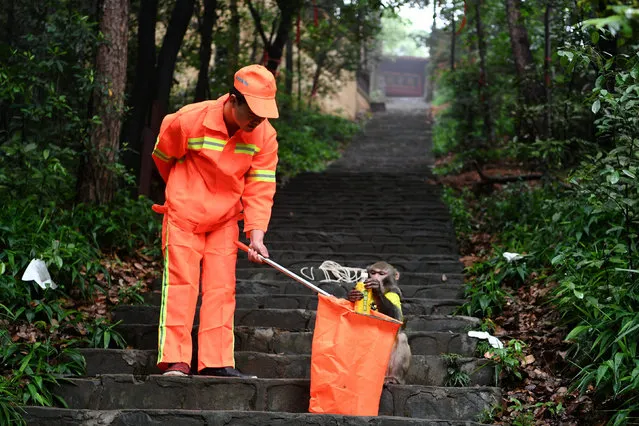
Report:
438,160,608,426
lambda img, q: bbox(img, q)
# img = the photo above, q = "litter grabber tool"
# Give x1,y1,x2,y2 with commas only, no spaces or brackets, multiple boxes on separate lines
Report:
235,240,401,416
234,241,330,296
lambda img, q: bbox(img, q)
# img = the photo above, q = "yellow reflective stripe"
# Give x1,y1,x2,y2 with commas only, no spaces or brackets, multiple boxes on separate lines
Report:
384,292,403,319
157,224,170,364
152,148,171,162
234,143,260,155
188,136,227,152
247,169,276,182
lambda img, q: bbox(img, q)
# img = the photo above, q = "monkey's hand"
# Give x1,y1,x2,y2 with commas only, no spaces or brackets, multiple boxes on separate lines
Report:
347,289,364,302
363,278,382,293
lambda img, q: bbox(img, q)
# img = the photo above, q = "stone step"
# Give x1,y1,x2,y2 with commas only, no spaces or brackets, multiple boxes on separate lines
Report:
238,250,458,264
272,197,443,205
273,193,443,202
235,257,463,274
78,349,495,387
116,325,479,356
267,218,452,228
264,227,456,239
278,178,434,187
263,223,455,234
281,172,432,182
23,407,486,426
113,306,477,331
233,329,480,357
49,374,499,420
279,183,436,192
275,181,438,189
273,188,441,196
167,274,460,292
148,275,464,297
120,296,465,318
272,201,446,209
260,231,455,243
269,210,452,219
270,205,449,214
250,241,459,255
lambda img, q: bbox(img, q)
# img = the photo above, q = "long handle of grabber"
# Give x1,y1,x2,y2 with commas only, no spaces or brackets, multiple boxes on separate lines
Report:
234,241,331,297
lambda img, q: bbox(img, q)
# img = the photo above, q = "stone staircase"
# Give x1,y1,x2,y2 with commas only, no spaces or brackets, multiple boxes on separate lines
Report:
24,102,500,425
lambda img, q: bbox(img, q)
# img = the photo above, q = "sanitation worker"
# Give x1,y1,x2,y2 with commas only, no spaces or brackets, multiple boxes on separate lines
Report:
151,64,279,377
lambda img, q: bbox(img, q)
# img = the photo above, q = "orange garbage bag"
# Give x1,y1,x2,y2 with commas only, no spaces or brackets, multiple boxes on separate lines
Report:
308,294,402,416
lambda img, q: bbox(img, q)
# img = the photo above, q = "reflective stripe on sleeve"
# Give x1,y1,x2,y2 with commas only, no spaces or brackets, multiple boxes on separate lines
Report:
153,148,171,162
247,169,276,182
234,143,261,155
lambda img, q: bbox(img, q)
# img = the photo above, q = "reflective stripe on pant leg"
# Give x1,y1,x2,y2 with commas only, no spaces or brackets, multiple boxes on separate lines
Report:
157,217,205,370
198,220,239,371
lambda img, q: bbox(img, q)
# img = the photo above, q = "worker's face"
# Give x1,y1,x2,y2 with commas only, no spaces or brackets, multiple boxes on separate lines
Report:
231,95,265,132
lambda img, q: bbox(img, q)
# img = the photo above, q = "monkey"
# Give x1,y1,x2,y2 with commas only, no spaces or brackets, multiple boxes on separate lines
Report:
347,261,411,385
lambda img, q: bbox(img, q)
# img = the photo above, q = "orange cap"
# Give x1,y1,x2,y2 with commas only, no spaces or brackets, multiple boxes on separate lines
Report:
234,64,279,119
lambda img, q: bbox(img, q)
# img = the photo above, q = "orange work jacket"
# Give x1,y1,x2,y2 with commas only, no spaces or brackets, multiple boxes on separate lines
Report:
152,94,278,235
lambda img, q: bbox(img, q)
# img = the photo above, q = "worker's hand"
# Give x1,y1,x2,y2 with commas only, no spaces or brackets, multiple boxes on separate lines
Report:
347,289,363,302
249,230,269,264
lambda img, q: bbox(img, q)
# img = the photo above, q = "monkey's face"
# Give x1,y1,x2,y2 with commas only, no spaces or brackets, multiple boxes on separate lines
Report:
367,261,401,293
368,267,390,283
368,266,392,291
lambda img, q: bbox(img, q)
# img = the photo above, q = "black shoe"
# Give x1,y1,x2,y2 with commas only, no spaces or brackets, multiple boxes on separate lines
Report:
199,367,257,379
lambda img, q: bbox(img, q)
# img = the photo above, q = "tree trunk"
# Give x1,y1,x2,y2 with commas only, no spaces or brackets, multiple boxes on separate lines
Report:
505,0,542,104
138,0,195,197
78,0,129,204
4,0,14,45
122,0,158,176
450,12,456,72
544,2,551,139
297,14,302,107
250,30,260,63
426,3,437,103
285,30,293,96
474,0,492,144
596,0,617,92
154,0,195,111
195,0,217,102
228,0,240,84
308,53,327,108
261,0,303,73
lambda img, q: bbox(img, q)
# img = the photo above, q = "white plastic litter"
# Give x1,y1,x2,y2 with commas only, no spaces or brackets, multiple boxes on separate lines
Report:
21,259,57,290
300,261,368,283
467,331,504,349
503,252,524,263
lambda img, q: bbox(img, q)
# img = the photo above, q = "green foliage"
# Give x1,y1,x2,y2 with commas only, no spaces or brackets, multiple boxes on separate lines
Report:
273,107,360,178
0,191,154,422
461,248,532,318
442,353,472,387
85,318,126,349
440,187,473,237
0,330,85,412
379,9,428,56
0,1,100,202
68,195,162,256
507,397,564,426
432,0,639,421
479,339,527,385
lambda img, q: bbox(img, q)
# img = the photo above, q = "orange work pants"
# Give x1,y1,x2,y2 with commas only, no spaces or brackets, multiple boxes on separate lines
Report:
156,215,239,372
